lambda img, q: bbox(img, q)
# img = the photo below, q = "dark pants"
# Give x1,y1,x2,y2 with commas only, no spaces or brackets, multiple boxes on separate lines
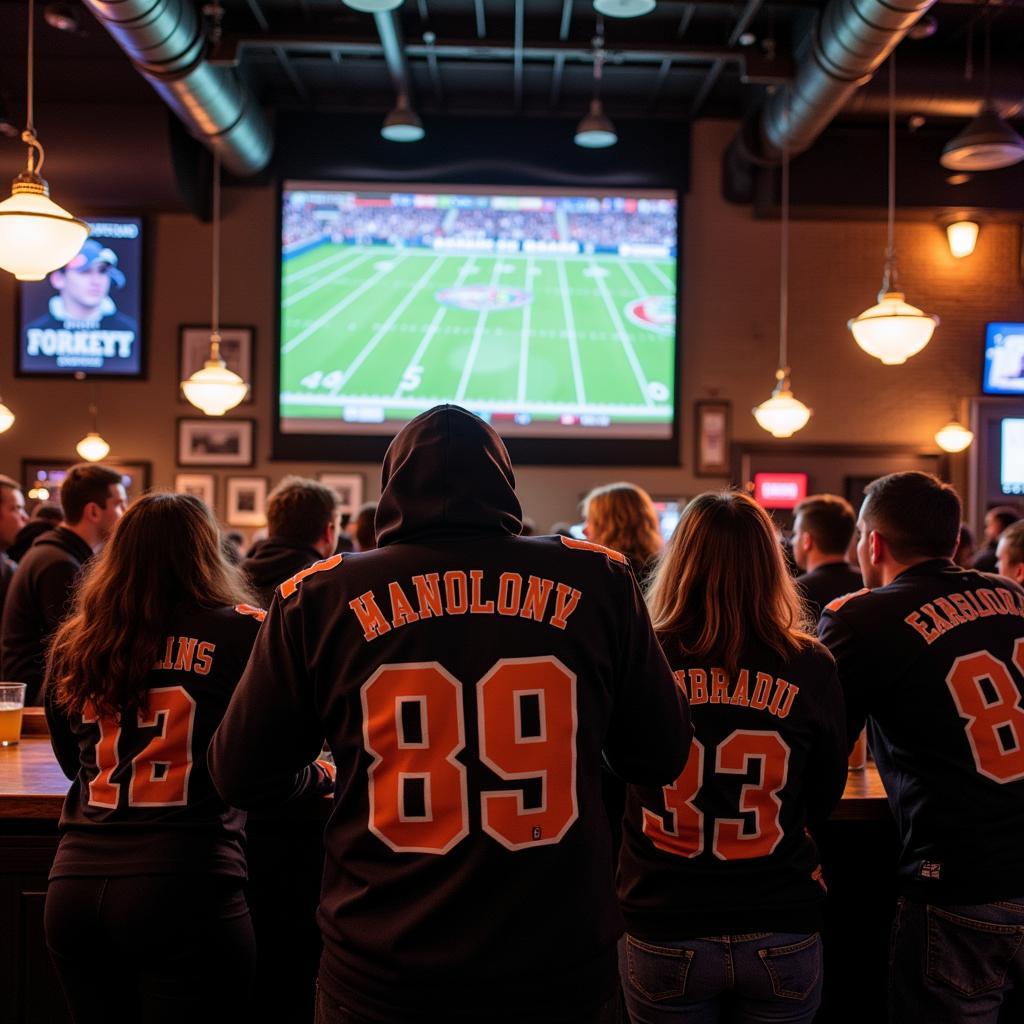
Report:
45,874,256,1024
889,896,1024,1024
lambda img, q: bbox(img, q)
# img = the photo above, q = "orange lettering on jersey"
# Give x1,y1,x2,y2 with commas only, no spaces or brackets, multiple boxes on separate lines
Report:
767,677,790,716
688,669,708,704
549,583,582,630
775,683,799,719
672,669,689,699
559,535,628,564
173,637,198,672
469,570,495,614
520,576,554,622
412,574,443,618
709,669,730,704
497,573,522,616
934,597,965,627
444,571,469,614
997,588,1018,616
350,591,392,642
964,590,988,617
156,636,175,670
823,588,870,614
905,611,941,645
977,589,1001,617
280,554,344,600
388,581,420,628
750,672,773,710
730,669,750,707
921,603,952,634
194,642,214,676
950,593,979,622
234,603,267,623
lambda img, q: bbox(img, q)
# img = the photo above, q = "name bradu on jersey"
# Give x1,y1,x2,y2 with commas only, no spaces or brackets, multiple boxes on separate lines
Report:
673,667,799,721
349,571,583,642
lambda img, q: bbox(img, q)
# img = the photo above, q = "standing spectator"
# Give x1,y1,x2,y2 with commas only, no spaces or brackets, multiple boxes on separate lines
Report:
1,464,125,704
953,523,976,569
0,475,29,624
241,476,340,607
792,494,864,620
210,405,690,1024
618,491,847,1024
996,520,1024,583
820,472,1024,1023
352,501,378,552
971,506,1020,573
582,482,663,579
7,500,61,564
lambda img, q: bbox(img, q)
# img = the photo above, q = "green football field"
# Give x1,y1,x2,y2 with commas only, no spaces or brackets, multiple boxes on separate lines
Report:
279,243,676,427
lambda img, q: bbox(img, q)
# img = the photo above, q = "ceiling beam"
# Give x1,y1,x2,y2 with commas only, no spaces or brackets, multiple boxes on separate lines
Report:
274,45,309,104
690,0,764,117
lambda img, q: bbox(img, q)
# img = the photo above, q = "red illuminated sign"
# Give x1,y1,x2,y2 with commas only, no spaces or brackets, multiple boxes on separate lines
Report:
754,472,808,510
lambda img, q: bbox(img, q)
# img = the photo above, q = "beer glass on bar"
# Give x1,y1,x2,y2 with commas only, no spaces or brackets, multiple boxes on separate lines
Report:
0,683,26,747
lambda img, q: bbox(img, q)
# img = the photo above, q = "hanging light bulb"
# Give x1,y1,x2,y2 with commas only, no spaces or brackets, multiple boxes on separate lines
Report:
75,383,110,462
0,0,88,281
575,30,617,149
181,153,249,416
935,419,974,453
754,90,812,439
945,220,979,259
0,400,14,434
849,55,938,365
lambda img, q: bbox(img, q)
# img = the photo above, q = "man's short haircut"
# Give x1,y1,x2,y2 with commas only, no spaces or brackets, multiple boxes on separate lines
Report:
0,474,21,497
794,494,856,556
266,476,339,547
862,472,961,563
999,520,1024,568
61,464,123,525
987,505,1021,532
353,501,378,551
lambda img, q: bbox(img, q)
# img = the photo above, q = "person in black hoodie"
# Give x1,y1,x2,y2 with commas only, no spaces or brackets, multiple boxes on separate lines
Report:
240,475,340,606
210,404,691,1024
1,464,125,704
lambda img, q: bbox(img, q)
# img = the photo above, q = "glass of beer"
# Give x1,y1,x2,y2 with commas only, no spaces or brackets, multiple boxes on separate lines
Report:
848,726,867,771
0,683,26,747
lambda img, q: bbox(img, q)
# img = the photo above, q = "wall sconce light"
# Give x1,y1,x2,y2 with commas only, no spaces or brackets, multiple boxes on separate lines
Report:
945,219,979,259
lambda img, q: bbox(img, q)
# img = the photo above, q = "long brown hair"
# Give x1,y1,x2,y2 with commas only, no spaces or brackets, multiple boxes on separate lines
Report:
646,490,814,674
48,492,257,719
582,482,663,572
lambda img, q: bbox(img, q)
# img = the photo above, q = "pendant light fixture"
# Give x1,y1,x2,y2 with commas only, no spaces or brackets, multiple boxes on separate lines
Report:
75,383,110,462
0,0,89,281
0,398,14,434
753,93,812,439
934,397,974,453
181,152,249,417
381,93,425,143
575,28,617,149
849,55,938,366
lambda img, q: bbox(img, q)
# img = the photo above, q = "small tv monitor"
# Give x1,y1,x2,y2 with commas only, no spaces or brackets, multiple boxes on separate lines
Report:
754,472,808,510
17,217,144,378
1001,418,1024,496
652,499,682,540
983,323,1024,396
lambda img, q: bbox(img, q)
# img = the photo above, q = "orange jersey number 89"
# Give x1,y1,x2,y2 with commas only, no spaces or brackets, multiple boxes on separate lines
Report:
361,658,579,855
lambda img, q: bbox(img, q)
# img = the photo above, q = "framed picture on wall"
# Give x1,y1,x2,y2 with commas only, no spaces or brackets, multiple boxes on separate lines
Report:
174,473,216,509
695,401,731,476
225,476,269,527
22,459,152,505
318,472,364,519
179,325,254,404
177,418,255,467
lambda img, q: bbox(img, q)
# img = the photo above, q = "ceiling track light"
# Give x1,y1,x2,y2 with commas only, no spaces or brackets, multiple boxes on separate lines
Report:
0,0,89,282
575,33,617,149
849,55,938,365
381,93,425,142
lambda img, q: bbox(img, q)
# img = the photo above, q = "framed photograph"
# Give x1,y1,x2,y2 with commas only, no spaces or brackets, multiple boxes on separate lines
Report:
695,400,731,476
179,325,253,404
177,418,255,467
174,473,216,509
22,458,152,505
225,476,269,527
318,472,364,518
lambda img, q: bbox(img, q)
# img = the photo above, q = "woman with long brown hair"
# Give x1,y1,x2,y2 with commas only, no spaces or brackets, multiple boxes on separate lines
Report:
617,491,847,1024
582,482,663,578
43,492,332,1024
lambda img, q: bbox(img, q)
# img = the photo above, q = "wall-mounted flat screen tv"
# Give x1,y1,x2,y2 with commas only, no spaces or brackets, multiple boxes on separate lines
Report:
983,323,1024,396
1001,418,1024,496
275,183,679,464
17,217,144,378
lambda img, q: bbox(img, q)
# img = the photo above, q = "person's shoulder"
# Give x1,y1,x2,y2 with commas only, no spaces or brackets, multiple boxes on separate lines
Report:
277,551,346,602
821,586,873,618
545,534,630,568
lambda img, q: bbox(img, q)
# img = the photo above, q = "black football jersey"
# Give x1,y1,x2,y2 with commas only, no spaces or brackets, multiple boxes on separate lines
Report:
618,637,847,940
209,406,691,1023
45,602,327,879
819,559,1024,904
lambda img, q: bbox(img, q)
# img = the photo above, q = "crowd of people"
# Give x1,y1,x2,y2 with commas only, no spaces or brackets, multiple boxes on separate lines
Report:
0,410,1022,1023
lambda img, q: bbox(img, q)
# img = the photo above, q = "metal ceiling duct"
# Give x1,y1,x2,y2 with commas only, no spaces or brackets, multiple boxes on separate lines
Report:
79,0,272,176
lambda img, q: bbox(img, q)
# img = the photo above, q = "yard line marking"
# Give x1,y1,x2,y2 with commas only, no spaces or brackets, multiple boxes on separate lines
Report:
619,260,653,300
332,255,447,392
284,246,363,285
284,249,378,308
555,257,587,406
516,255,534,404
455,259,505,403
282,252,412,354
392,257,478,399
590,259,654,408
646,260,674,290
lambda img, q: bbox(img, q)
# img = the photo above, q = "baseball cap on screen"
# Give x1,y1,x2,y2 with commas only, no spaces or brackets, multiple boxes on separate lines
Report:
64,238,126,288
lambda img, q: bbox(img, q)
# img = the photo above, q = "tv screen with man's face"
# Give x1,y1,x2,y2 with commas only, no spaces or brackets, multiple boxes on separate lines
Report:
17,217,144,377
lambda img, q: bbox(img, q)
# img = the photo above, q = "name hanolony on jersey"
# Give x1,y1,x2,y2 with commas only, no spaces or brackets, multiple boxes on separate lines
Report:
672,667,799,721
904,585,1024,645
349,570,584,642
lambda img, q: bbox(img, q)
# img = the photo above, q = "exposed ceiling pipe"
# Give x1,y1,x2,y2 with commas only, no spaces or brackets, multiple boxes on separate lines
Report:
79,0,272,176
374,10,414,99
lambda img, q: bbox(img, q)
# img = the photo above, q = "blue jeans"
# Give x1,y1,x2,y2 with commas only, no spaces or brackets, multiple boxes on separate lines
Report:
618,932,822,1024
889,896,1024,1023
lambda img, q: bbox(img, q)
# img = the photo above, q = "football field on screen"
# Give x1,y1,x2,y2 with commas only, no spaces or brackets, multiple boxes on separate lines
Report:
279,243,676,423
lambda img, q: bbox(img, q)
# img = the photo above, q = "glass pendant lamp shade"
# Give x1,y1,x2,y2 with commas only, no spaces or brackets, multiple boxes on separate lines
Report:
0,179,88,281
848,291,939,365
342,0,403,11
945,220,979,258
753,371,812,438
75,431,110,462
575,98,617,148
181,354,248,416
0,402,14,433
941,109,1024,172
381,96,424,142
593,0,656,19
934,420,974,453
